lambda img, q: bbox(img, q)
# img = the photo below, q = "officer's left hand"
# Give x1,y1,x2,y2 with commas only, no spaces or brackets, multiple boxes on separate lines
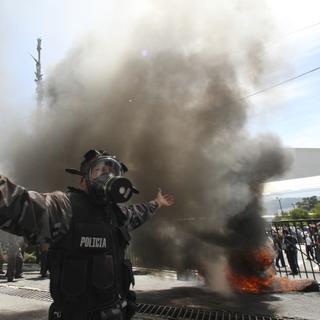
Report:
154,188,175,208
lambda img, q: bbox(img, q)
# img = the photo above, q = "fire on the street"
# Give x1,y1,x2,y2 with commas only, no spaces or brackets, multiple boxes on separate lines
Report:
226,246,319,293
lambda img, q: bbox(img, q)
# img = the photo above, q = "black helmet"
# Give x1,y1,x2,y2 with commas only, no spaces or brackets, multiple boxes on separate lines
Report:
65,150,137,204
65,149,128,177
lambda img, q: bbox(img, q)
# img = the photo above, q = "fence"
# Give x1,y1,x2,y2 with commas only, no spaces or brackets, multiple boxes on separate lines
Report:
269,219,320,283
126,219,320,284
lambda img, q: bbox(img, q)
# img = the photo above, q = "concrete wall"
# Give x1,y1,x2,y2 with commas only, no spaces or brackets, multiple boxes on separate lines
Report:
275,148,320,180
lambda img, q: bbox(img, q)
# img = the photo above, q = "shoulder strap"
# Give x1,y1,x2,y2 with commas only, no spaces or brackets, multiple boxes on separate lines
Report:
112,204,127,226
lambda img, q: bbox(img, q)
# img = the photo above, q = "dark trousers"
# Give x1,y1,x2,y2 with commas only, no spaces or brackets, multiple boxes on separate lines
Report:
285,249,298,274
40,251,50,276
306,245,314,260
7,252,23,280
7,253,16,280
275,250,286,267
15,252,23,277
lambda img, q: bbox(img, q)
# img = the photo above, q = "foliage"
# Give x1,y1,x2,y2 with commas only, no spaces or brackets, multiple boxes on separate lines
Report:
296,196,318,211
24,252,37,264
273,208,310,221
311,203,320,218
289,208,310,219
274,196,320,221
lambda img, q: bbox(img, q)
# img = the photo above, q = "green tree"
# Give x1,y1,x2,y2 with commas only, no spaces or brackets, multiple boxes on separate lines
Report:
311,203,320,219
289,208,310,219
274,208,309,221
296,196,318,211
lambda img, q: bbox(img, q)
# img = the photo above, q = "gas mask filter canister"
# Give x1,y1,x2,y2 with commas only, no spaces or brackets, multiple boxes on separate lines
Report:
87,157,136,204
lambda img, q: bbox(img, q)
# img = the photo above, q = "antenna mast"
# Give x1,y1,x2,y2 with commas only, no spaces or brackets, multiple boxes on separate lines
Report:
32,38,43,108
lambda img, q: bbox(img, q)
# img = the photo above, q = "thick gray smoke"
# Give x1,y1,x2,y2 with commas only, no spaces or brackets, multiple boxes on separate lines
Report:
1,1,290,292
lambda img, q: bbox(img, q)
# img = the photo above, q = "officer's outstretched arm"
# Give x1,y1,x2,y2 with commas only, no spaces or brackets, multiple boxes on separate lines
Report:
121,188,174,232
0,175,71,244
0,175,51,243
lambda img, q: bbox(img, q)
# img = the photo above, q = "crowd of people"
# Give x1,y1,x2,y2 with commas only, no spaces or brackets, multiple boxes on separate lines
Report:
271,224,320,275
2,226,320,282
0,236,49,282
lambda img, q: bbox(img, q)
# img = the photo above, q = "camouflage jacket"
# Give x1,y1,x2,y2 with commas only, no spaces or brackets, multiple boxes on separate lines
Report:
0,175,159,244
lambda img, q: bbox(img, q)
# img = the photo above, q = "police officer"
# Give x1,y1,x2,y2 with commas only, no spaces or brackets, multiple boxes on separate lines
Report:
39,242,50,278
283,229,299,275
0,240,5,275
0,149,174,319
6,235,24,282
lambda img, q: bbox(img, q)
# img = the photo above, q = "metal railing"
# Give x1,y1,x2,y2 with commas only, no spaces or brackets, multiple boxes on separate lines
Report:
269,219,320,283
126,219,320,284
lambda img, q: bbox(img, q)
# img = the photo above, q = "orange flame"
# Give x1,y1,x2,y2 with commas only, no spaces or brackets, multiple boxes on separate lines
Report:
226,245,317,293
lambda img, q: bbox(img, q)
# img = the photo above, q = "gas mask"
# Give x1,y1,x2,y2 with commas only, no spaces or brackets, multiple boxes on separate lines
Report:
87,157,137,204
66,150,138,205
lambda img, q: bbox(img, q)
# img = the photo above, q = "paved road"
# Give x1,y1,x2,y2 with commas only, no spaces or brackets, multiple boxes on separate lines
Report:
0,271,319,320
0,270,198,320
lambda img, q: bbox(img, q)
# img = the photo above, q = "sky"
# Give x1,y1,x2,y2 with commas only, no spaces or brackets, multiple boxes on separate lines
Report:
246,1,320,148
1,0,320,149
0,0,320,147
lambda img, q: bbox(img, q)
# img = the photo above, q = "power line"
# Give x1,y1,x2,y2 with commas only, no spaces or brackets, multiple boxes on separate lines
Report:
285,21,320,37
13,64,320,125
6,21,320,125
242,65,320,100
240,21,320,100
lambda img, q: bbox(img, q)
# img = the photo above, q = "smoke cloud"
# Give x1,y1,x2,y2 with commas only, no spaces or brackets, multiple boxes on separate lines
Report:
1,0,291,292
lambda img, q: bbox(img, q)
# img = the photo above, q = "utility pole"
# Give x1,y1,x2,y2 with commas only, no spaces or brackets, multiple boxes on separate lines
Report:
32,38,43,108
276,197,284,215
